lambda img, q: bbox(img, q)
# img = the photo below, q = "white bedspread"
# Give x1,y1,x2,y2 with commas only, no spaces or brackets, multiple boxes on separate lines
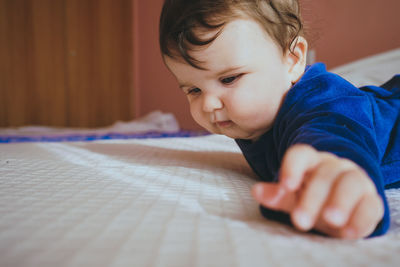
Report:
330,48,400,87
1,135,400,267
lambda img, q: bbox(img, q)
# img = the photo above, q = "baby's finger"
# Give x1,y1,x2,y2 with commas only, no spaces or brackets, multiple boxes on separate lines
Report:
291,161,344,231
341,193,384,239
252,183,295,213
280,144,321,191
323,168,375,227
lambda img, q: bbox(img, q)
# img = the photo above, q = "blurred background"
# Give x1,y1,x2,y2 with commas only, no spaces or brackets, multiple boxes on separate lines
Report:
1,0,399,130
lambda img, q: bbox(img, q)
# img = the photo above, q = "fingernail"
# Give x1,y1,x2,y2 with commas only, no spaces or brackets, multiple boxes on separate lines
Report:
294,210,312,230
253,184,264,197
324,208,346,226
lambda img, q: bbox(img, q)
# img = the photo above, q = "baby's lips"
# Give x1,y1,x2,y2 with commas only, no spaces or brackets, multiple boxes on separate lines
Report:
215,120,233,128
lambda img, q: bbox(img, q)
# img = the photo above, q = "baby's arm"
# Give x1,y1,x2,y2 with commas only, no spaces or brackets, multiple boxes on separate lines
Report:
252,144,384,239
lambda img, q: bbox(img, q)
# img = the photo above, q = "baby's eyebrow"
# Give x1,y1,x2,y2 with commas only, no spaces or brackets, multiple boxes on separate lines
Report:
178,82,190,89
215,66,245,77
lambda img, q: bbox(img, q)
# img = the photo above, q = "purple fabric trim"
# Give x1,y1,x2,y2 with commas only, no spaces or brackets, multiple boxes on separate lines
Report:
0,131,210,143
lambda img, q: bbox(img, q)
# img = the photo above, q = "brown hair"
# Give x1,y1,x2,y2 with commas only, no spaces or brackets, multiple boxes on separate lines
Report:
159,0,304,69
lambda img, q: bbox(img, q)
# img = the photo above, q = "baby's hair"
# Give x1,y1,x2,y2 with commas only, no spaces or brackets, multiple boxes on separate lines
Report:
159,0,304,69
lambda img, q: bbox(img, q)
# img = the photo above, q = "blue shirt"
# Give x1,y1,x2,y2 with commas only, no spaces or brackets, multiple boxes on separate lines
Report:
236,63,400,237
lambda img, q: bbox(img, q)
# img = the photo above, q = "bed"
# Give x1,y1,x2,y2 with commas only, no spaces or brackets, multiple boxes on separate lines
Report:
1,49,400,267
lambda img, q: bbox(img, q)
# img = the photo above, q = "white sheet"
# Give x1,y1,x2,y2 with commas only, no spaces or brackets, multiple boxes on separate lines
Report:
1,135,400,267
330,48,400,87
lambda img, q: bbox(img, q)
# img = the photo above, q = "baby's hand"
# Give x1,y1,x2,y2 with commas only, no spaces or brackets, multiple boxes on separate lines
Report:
252,144,384,239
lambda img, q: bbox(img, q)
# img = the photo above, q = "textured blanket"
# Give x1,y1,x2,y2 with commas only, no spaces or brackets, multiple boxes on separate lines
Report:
1,135,399,267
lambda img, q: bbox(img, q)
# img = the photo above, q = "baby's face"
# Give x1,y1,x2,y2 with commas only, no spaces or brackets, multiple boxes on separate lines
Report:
165,18,295,140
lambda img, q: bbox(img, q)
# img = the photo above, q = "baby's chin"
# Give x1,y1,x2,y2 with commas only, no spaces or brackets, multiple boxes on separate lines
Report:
227,129,268,141
214,128,263,141
200,121,266,140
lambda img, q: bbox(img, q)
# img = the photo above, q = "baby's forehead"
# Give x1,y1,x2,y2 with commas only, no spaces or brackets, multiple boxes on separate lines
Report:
173,19,279,68
205,18,273,46
167,17,278,70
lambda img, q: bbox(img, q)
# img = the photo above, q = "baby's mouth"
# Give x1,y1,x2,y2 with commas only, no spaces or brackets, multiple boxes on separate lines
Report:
215,120,233,128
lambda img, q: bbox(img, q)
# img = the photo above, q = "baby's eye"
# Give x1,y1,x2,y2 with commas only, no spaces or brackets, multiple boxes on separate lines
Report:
220,74,242,85
187,87,201,95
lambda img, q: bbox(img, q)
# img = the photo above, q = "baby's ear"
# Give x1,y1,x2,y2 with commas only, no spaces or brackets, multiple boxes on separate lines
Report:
285,36,308,84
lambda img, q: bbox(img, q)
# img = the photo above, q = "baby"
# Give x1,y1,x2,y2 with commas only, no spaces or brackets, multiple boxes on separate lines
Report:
159,0,400,239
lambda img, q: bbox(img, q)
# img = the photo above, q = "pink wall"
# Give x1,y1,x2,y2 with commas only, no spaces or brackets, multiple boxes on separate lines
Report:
302,0,400,68
133,0,194,129
134,0,400,130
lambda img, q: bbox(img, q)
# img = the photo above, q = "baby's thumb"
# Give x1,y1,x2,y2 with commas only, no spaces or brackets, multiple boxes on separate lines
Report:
252,182,295,213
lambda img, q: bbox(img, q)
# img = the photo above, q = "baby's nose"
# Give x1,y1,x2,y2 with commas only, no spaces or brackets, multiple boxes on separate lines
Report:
202,93,223,113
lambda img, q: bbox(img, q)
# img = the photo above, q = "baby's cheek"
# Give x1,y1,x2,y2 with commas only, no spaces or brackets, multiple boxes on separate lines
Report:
229,94,255,113
230,97,269,118
190,106,202,123
189,105,212,130
233,101,277,130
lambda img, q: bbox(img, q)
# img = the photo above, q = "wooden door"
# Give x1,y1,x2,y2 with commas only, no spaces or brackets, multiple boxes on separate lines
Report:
0,0,134,127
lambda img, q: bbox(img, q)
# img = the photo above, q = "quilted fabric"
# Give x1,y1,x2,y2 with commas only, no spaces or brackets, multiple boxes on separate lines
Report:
1,135,400,267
